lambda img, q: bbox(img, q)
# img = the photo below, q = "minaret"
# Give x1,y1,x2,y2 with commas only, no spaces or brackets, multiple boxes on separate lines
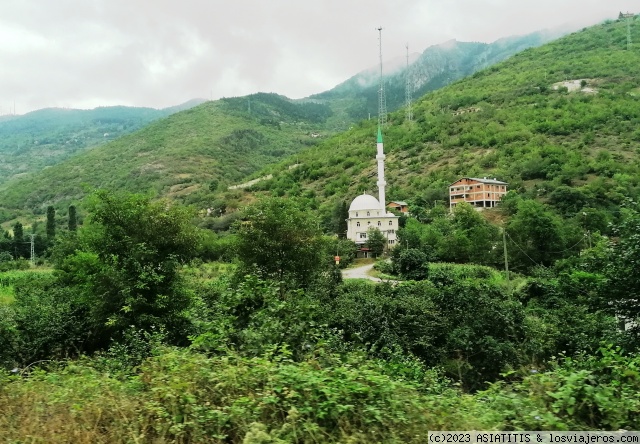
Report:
376,125,386,211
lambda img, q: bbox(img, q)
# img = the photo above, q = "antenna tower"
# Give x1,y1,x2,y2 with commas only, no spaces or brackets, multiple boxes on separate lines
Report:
405,43,413,122
377,27,387,127
622,12,634,50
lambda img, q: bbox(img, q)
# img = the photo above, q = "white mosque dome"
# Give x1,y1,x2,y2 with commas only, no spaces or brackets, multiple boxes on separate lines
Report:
349,193,382,212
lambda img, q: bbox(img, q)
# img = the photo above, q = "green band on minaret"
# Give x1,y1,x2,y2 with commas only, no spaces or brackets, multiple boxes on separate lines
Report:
377,126,383,143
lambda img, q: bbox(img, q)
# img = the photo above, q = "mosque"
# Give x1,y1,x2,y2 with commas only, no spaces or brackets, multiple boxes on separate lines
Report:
346,126,399,256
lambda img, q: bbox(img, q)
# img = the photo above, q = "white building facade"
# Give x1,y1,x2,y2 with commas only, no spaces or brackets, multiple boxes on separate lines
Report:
346,127,399,254
347,194,399,249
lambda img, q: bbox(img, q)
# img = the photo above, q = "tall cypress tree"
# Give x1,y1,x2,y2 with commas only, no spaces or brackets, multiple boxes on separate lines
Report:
68,205,77,231
46,206,56,239
13,221,24,258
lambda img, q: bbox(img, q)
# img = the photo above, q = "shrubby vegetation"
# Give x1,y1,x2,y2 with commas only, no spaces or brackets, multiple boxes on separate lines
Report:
1,189,639,441
2,18,640,442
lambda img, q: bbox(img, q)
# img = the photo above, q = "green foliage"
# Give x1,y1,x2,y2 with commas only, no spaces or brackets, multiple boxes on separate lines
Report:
46,205,55,239
396,206,500,266
56,191,201,345
68,204,77,231
234,197,326,289
395,248,429,280
0,347,489,443
234,19,640,259
482,346,640,430
192,275,326,359
0,104,194,188
0,96,338,211
329,267,524,390
506,199,577,270
598,202,640,341
0,273,90,367
365,227,386,257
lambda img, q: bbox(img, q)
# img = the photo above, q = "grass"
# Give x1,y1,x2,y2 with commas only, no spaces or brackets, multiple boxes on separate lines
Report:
0,285,13,305
346,258,375,268
0,268,53,305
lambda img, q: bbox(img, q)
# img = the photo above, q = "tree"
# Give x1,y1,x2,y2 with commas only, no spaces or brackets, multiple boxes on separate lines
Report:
505,199,567,270
46,206,56,239
601,204,640,340
365,227,387,258
395,248,429,280
68,205,77,231
234,197,325,289
330,200,349,238
13,222,24,259
451,202,499,265
57,191,201,343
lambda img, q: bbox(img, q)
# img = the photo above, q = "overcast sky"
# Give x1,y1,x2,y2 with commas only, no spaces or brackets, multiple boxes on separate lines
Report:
1,0,637,114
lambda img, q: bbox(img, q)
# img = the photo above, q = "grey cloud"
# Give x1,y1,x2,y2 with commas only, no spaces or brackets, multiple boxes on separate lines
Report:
0,0,637,113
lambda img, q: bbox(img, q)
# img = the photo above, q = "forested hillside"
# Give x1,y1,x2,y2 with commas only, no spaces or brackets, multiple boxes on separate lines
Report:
0,28,566,219
246,18,640,223
0,94,333,213
0,101,204,186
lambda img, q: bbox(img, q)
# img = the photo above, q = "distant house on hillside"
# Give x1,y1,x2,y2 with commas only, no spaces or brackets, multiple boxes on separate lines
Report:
387,201,409,214
449,177,508,210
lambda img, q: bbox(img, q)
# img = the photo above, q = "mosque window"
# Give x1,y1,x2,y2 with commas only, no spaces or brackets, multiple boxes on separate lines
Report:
367,221,371,225
367,211,370,216
356,212,358,217
389,221,393,226
388,240,395,245
356,222,360,227
359,233,367,239
377,221,381,226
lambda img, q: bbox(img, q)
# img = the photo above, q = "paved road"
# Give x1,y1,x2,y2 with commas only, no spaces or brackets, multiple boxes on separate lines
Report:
341,263,382,282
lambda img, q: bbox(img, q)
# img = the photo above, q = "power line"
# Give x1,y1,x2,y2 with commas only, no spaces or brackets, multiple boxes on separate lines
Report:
505,231,542,267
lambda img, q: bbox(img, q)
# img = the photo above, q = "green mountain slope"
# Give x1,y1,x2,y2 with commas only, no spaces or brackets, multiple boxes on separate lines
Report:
0,94,333,211
0,101,205,185
0,28,568,215
310,30,566,123
242,18,640,219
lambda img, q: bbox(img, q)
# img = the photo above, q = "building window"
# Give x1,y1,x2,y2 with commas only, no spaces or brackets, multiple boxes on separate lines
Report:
359,233,367,239
355,212,358,217
377,221,382,226
388,240,395,245
356,222,360,227
367,211,370,216
389,221,393,226
388,229,395,234
367,221,371,225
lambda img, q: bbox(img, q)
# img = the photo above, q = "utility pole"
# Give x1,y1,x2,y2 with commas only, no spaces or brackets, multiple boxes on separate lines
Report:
502,227,509,282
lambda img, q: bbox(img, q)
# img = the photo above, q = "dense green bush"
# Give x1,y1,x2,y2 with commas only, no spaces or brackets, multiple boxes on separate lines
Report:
482,346,640,430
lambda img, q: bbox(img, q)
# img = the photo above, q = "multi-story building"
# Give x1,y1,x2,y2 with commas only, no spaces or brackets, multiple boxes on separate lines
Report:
449,177,508,210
